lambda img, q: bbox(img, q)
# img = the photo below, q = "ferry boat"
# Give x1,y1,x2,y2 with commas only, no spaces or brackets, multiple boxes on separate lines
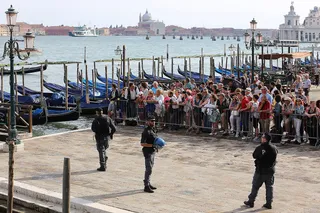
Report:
69,25,98,37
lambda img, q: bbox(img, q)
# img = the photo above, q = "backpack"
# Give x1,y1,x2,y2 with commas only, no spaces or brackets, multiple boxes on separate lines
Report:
95,116,110,135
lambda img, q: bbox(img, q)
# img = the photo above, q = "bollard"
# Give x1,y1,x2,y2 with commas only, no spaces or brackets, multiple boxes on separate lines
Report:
62,157,70,213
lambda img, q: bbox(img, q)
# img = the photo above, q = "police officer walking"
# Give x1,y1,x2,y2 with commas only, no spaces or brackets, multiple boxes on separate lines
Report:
141,116,158,193
244,132,278,209
91,108,116,171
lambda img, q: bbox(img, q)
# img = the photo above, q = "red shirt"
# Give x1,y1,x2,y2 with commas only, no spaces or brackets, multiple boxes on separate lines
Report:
240,97,249,110
259,101,271,120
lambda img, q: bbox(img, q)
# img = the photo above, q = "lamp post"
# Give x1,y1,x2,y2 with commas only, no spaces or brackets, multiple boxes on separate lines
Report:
228,44,236,73
244,18,262,84
114,45,126,86
1,5,35,212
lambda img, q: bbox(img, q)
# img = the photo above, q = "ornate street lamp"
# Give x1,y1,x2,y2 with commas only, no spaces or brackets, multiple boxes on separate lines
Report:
114,45,127,86
114,45,122,56
244,18,262,84
1,5,35,212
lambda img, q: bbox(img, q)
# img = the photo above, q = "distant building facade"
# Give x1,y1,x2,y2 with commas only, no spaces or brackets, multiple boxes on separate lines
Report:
138,10,165,35
279,2,320,42
45,26,74,36
98,28,110,36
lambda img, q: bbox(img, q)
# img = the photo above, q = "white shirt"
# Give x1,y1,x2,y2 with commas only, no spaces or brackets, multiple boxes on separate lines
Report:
303,79,311,89
125,87,139,100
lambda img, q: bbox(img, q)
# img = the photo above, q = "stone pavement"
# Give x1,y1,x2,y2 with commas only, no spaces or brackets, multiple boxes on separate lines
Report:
0,127,319,213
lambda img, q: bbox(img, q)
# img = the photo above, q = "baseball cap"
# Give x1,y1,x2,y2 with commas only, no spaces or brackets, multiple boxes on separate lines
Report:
245,88,251,92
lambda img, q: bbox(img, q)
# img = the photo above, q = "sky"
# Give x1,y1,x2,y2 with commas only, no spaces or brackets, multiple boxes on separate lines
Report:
0,0,319,29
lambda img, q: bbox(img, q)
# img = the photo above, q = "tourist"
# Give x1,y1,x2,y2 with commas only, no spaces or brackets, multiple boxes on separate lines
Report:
296,88,307,104
282,96,294,143
91,108,116,172
304,101,319,146
244,132,278,210
238,91,250,139
258,86,273,104
168,90,179,131
125,82,139,118
302,74,311,104
151,81,162,93
258,95,272,133
108,83,119,118
140,116,158,193
154,89,165,126
292,98,304,144
192,93,203,134
273,95,283,135
206,94,220,136
251,94,260,141
217,93,229,135
292,75,303,95
144,90,156,118
229,95,241,137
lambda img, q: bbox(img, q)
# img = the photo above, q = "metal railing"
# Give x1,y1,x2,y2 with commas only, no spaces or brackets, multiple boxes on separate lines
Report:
109,99,320,148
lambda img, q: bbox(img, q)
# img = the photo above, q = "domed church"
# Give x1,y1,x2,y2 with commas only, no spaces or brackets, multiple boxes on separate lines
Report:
138,10,165,35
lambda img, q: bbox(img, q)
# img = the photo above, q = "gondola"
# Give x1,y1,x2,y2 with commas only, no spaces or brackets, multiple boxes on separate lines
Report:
2,60,48,75
177,66,209,79
116,70,138,82
142,70,168,81
23,106,80,125
14,85,109,115
96,72,124,88
43,80,82,96
162,67,185,81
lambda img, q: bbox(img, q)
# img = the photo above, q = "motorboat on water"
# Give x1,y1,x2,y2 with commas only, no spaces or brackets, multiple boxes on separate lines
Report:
69,25,98,37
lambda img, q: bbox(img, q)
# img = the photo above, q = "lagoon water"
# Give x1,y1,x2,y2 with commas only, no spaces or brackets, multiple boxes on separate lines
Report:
0,35,301,135
0,35,293,91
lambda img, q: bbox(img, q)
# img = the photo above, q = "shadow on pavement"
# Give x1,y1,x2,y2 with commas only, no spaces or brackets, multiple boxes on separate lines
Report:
15,170,97,181
79,189,144,201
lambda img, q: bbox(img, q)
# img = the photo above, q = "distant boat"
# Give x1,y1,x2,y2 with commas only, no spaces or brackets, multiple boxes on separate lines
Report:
162,35,166,39
69,25,98,37
233,36,236,39
191,35,195,40
227,36,230,40
146,35,150,40
187,35,190,39
196,35,199,39
173,35,176,39
200,35,203,39
237,36,241,42
221,36,224,40
180,36,183,40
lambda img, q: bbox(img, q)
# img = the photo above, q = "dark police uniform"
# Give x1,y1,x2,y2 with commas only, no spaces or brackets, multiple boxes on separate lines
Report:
141,124,157,191
245,137,278,208
91,114,116,171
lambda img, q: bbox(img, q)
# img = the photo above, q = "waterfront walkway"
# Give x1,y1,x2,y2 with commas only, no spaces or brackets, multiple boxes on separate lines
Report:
0,127,319,213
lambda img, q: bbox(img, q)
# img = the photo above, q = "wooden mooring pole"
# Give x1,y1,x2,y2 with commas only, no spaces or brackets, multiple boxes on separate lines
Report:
105,66,108,100
7,141,15,213
62,157,70,213
1,68,3,103
64,65,68,110
22,67,25,96
111,59,114,83
40,65,44,102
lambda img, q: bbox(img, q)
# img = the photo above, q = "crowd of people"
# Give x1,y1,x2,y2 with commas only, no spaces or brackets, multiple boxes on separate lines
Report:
107,68,320,147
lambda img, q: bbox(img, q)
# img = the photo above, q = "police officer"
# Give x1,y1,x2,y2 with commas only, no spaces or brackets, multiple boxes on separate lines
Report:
141,116,158,193
244,132,278,209
91,108,116,172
